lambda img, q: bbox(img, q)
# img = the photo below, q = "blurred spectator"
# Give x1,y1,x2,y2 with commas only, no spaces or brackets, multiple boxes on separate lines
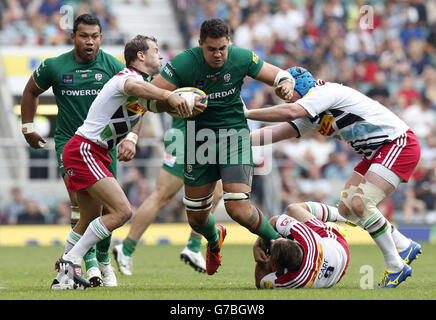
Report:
297,165,331,204
366,71,391,106
379,38,410,82
0,0,123,45
401,97,436,139
122,166,150,210
270,0,305,44
414,163,436,213
422,66,436,106
129,178,150,211
402,186,427,223
17,199,46,224
407,38,433,76
421,134,436,168
160,42,175,70
51,200,71,224
3,187,27,224
323,151,354,181
233,10,258,49
396,76,421,108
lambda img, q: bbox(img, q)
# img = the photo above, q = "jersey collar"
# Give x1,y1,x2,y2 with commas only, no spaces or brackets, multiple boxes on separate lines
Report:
127,66,152,82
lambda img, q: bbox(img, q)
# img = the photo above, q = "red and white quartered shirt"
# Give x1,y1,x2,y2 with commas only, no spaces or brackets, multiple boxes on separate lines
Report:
259,215,349,289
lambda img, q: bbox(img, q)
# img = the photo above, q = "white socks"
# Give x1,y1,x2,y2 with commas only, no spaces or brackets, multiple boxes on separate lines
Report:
391,225,411,251
63,217,111,265
361,211,404,272
306,201,347,223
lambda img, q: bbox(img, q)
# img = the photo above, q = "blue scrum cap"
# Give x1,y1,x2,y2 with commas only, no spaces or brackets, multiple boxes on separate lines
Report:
287,66,316,97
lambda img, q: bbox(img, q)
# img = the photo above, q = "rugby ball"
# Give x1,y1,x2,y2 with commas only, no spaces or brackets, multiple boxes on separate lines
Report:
167,87,208,118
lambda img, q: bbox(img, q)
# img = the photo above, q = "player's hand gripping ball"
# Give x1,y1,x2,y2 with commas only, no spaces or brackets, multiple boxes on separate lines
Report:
168,87,208,118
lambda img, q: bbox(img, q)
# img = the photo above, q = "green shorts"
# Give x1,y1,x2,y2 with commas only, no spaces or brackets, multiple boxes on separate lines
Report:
183,127,253,186
56,139,118,178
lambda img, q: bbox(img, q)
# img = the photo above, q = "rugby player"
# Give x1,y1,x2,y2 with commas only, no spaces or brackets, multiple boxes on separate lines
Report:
254,202,349,289
247,66,422,288
53,35,198,288
150,18,296,275
21,13,126,288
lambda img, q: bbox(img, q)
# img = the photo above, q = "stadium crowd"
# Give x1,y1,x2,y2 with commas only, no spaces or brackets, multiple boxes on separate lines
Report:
0,0,125,45
1,0,436,224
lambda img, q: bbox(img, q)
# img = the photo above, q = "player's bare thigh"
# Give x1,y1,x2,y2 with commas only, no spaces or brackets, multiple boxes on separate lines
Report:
62,174,78,207
153,168,185,203
86,177,132,231
285,203,316,223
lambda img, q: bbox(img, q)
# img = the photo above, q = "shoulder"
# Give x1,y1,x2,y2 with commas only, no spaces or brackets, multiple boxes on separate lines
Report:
170,47,201,66
98,50,125,70
39,51,72,70
229,46,260,63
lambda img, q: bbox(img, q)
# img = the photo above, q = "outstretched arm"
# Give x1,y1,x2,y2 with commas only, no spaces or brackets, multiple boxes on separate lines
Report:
124,77,194,118
251,122,299,146
246,102,309,122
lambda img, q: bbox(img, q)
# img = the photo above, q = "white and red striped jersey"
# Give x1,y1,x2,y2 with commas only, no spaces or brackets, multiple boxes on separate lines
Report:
290,81,409,159
259,214,349,289
76,68,147,150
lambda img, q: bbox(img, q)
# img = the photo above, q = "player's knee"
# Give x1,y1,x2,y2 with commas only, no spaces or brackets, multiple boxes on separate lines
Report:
226,203,258,232
118,204,133,225
226,204,250,223
285,203,306,218
213,187,224,203
224,198,250,220
337,201,351,217
351,180,387,221
350,195,365,217
187,211,209,230
153,187,175,208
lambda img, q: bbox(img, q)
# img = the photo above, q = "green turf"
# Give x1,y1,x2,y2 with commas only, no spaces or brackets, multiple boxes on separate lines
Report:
0,244,435,300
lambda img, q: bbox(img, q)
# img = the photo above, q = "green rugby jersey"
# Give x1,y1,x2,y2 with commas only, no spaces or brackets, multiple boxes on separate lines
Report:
33,49,125,147
171,117,185,131
161,46,263,131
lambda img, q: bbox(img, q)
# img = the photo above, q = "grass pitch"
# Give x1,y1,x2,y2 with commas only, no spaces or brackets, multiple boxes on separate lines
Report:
0,244,435,301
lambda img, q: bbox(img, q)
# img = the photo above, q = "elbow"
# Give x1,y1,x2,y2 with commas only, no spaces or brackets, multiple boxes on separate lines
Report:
284,108,298,122
124,81,135,96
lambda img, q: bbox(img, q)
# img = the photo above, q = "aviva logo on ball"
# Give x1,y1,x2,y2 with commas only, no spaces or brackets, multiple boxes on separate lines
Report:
167,87,208,118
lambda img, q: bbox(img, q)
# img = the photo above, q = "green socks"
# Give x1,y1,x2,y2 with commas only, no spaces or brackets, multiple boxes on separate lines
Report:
186,231,202,253
70,207,99,270
96,234,112,263
194,213,220,248
122,237,138,257
254,208,280,245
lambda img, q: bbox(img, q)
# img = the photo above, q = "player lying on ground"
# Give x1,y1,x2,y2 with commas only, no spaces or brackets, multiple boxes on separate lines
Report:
53,35,206,289
247,66,422,289
254,201,349,289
